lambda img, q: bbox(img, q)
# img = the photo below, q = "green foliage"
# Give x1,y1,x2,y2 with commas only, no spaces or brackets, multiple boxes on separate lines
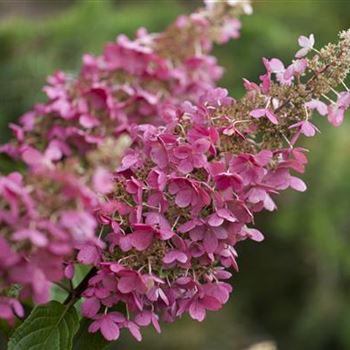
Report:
8,301,79,350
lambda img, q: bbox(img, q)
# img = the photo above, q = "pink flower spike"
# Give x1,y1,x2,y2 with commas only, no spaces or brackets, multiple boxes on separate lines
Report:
296,34,315,58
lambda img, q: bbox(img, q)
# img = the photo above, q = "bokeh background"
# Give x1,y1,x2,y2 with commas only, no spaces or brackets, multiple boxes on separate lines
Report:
0,1,349,349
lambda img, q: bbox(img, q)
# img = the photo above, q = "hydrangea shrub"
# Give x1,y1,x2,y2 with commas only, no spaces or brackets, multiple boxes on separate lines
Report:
0,1,350,349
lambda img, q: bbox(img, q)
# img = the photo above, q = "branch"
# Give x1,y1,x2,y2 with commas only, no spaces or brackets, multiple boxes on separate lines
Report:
63,267,97,307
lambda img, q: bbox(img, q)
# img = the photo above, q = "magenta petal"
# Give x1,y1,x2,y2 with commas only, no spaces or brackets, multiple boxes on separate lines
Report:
178,159,194,174
208,214,224,227
201,295,222,311
118,275,137,294
81,297,100,318
214,174,231,190
175,189,192,208
151,314,161,333
174,145,191,159
88,320,100,334
135,311,152,326
216,208,237,222
126,321,142,342
77,245,100,265
150,143,168,169
129,230,154,251
163,250,188,264
11,299,24,318
178,220,198,233
100,316,120,341
203,230,218,253
193,139,210,153
109,312,126,323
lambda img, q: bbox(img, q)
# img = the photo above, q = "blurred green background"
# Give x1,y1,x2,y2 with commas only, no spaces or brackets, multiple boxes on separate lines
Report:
0,1,349,349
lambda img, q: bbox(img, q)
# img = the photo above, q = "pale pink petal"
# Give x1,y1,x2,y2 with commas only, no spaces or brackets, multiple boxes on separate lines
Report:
301,121,318,137
269,58,285,73
208,213,224,227
328,105,344,127
289,176,307,192
245,228,264,242
189,300,206,322
298,35,310,48
250,108,266,119
305,99,328,116
266,109,279,124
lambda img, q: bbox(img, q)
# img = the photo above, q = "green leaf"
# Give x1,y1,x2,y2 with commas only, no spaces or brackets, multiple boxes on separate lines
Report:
8,301,79,350
73,318,109,350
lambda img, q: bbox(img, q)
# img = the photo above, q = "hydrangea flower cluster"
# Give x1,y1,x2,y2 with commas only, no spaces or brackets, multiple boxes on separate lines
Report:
1,0,350,343
0,0,250,329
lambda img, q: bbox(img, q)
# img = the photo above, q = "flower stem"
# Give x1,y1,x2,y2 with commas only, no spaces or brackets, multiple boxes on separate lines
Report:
63,267,97,306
